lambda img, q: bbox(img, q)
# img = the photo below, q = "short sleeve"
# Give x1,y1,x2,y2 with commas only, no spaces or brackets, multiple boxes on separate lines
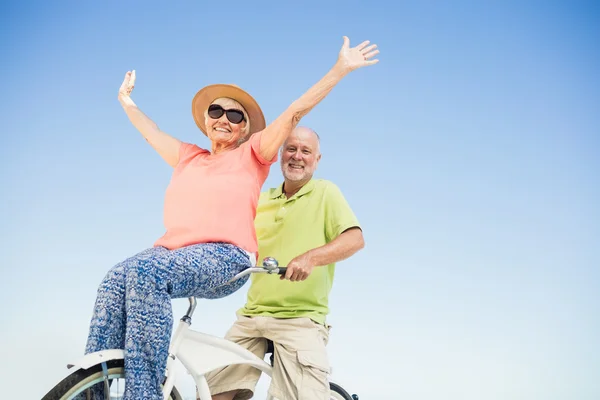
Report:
247,131,278,166
178,142,209,166
324,182,361,242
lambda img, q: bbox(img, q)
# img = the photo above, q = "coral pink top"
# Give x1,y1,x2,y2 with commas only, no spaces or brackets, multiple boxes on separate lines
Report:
154,132,275,254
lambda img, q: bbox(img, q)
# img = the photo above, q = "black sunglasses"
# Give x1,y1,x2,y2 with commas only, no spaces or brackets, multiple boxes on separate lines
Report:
207,104,246,124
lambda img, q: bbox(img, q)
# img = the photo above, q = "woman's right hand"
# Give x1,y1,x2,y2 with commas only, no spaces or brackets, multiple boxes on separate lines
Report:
118,70,136,107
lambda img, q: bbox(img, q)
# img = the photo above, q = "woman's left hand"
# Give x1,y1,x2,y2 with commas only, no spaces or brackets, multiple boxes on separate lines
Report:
337,36,380,72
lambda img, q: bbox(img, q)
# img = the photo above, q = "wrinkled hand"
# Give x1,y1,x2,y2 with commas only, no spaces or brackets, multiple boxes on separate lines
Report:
282,252,315,282
118,70,136,105
337,36,379,72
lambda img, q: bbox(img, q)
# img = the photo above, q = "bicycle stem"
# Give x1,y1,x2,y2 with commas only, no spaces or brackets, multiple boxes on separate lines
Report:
182,297,198,323
180,257,285,323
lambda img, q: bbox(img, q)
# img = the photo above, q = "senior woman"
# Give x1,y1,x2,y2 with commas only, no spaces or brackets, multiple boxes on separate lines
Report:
79,35,379,400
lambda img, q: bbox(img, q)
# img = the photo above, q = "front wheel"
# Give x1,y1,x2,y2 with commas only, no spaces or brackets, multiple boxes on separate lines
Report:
329,381,357,400
42,359,183,400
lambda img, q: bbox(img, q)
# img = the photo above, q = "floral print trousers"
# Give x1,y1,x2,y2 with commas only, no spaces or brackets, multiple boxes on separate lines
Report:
76,242,252,400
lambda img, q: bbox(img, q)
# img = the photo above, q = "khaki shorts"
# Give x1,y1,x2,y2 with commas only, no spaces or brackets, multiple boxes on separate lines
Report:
205,315,331,400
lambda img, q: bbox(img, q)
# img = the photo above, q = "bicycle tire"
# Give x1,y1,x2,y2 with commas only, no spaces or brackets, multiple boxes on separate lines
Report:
329,381,356,400
42,359,183,400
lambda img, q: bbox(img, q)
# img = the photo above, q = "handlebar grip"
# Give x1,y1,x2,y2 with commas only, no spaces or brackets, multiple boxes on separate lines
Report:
277,267,287,275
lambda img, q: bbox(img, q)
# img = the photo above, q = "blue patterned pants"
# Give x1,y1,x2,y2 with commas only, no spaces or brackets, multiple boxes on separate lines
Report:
78,242,251,400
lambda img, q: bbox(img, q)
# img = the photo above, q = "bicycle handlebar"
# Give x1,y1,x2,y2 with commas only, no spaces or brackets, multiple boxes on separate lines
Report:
227,264,287,284
182,257,287,323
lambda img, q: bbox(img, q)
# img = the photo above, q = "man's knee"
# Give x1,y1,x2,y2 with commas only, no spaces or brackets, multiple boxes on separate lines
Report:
271,347,330,400
269,318,331,399
295,349,330,399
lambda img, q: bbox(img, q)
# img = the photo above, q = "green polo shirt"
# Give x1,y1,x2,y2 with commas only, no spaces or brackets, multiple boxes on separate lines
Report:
238,179,360,324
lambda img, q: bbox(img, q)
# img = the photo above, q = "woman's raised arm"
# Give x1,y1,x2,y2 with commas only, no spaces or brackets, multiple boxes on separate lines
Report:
258,36,379,161
118,70,182,167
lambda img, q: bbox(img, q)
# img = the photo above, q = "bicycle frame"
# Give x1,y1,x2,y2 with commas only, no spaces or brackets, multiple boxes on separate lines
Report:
162,297,274,400
161,263,285,400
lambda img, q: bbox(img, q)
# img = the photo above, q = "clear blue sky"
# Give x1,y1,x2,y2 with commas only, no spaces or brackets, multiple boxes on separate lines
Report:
1,1,598,399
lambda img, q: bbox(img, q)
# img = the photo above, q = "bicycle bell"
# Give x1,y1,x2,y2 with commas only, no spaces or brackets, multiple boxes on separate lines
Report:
262,257,279,271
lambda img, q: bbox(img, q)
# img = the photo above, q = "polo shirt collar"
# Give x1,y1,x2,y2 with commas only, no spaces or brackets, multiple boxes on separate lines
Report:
270,179,316,200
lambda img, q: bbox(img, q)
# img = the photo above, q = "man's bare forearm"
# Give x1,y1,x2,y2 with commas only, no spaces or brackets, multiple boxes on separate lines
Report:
306,227,364,267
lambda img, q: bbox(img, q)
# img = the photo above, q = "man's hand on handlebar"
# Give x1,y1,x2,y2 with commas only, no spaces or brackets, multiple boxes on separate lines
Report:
281,252,315,282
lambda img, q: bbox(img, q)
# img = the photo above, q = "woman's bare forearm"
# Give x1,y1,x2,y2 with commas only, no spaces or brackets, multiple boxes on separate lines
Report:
119,97,182,167
258,62,348,160
287,62,349,124
257,35,378,160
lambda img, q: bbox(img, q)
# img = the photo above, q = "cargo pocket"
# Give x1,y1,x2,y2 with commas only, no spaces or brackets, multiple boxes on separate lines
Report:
296,350,330,400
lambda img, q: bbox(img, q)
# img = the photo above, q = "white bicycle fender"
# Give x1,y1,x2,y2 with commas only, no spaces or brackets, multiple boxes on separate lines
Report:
66,349,125,371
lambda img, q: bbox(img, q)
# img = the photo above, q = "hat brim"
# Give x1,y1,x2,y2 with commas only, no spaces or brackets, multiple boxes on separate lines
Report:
192,84,266,137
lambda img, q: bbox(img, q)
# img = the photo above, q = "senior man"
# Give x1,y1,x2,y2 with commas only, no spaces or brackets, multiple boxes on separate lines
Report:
207,126,365,400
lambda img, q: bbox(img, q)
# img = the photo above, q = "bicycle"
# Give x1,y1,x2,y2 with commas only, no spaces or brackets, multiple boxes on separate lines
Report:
42,257,360,400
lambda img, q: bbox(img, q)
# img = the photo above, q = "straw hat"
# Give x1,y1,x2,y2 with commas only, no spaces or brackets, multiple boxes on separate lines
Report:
191,84,266,136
